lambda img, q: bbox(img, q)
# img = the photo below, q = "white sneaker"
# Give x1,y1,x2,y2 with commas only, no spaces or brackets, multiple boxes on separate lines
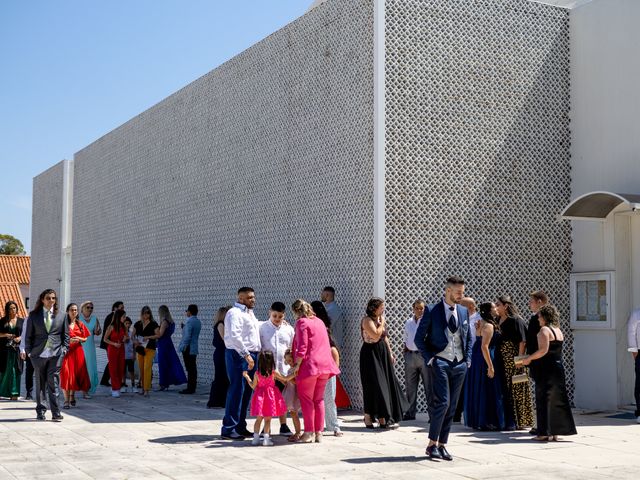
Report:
262,435,273,446
251,435,261,446
111,390,120,398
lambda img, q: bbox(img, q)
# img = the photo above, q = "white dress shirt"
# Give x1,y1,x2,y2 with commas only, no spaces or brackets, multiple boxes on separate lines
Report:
404,316,421,351
224,302,261,357
628,308,640,352
259,320,294,375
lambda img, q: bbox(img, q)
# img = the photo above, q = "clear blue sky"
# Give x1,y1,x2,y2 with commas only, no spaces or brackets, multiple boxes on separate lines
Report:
0,1,309,254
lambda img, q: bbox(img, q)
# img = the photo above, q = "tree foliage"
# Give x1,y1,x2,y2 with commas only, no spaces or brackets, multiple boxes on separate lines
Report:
0,234,26,255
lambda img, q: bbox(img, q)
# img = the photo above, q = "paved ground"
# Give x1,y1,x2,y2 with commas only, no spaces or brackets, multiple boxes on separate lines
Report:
1,384,639,480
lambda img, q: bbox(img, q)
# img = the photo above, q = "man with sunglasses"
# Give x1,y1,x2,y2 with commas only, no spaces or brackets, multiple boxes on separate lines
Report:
25,289,69,421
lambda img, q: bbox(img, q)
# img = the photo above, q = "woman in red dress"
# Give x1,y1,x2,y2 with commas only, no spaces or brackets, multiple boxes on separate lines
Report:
104,309,127,398
60,303,91,408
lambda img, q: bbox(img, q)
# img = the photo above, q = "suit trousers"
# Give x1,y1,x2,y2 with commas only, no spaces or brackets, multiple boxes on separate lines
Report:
25,356,34,396
222,349,257,436
428,357,467,444
182,347,197,392
31,355,62,416
404,350,430,418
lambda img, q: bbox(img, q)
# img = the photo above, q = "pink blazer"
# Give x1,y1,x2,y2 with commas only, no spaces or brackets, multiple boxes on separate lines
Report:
293,316,340,380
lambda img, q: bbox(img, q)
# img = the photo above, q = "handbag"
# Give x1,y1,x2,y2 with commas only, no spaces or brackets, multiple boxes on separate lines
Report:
512,372,529,384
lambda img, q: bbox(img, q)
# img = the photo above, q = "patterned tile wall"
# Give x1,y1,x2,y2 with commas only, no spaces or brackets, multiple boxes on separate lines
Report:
69,0,375,397
30,161,65,306
384,0,573,411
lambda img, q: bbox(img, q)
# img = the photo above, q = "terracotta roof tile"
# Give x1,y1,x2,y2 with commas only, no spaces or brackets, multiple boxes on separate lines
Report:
0,255,30,285
0,282,28,318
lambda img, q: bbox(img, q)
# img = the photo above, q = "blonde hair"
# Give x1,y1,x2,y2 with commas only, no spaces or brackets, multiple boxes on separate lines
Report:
291,299,314,319
158,305,174,324
80,301,94,316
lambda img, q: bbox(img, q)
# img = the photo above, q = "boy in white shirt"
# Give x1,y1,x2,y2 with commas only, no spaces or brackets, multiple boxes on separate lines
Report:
259,301,295,435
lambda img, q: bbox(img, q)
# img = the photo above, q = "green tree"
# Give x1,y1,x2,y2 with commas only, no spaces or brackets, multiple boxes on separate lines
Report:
0,234,26,255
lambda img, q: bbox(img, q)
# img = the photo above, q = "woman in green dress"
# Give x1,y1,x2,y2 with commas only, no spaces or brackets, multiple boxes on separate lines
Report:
79,301,101,397
0,301,24,400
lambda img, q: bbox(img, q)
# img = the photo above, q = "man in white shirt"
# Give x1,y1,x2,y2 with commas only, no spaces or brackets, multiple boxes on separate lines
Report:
259,301,295,435
627,308,640,423
322,286,343,348
221,287,261,440
403,299,429,421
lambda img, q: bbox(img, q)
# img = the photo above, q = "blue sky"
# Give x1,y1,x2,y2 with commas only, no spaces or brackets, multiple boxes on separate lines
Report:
0,1,309,253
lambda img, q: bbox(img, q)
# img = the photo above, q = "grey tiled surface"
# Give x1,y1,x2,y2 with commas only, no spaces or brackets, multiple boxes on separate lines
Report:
1,391,639,479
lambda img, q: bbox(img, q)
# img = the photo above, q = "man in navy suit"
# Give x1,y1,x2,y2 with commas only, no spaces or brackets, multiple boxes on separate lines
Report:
415,276,472,461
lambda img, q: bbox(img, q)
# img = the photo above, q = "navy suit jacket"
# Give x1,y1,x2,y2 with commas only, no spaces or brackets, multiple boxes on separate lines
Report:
414,300,473,365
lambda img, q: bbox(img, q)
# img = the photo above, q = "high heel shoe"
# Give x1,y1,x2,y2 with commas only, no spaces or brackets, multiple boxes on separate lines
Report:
70,397,76,407
363,416,374,429
296,432,314,443
315,433,322,443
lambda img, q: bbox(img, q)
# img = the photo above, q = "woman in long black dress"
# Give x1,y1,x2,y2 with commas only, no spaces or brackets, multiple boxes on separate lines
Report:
207,306,231,408
496,295,533,430
360,298,406,429
522,304,576,441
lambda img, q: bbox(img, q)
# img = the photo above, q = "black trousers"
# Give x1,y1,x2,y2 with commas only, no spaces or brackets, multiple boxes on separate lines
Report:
25,355,34,396
182,347,197,392
31,355,62,416
635,355,640,417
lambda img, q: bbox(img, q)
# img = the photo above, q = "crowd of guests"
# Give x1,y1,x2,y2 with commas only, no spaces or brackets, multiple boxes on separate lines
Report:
0,278,581,459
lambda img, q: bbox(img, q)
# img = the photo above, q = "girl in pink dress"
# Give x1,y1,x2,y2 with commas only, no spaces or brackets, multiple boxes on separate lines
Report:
243,351,291,446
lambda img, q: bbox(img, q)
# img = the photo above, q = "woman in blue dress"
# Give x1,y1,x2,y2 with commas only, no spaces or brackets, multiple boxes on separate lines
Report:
79,301,101,398
464,302,506,431
156,305,187,390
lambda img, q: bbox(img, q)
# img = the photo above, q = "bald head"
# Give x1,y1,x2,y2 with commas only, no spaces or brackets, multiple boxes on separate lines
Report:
460,297,477,315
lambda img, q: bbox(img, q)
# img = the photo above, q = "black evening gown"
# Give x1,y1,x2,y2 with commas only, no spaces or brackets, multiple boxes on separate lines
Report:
360,335,406,423
533,331,577,437
207,320,229,408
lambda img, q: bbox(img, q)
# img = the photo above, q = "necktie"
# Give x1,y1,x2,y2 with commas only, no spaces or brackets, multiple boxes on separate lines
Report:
447,306,458,333
45,311,52,333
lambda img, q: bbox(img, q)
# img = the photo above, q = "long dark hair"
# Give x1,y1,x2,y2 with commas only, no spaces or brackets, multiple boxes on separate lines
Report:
65,303,78,325
496,295,521,319
31,289,59,316
478,302,498,329
2,301,19,324
257,350,275,377
311,300,338,349
111,309,127,332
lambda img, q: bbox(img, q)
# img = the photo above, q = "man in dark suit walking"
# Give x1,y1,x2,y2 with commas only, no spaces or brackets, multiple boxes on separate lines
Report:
415,276,472,461
25,289,69,421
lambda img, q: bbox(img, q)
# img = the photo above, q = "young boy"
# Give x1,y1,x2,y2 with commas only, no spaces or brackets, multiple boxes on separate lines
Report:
259,301,295,435
122,317,138,394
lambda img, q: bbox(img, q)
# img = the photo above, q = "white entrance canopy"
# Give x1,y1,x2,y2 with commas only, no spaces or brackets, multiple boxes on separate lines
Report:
560,191,640,220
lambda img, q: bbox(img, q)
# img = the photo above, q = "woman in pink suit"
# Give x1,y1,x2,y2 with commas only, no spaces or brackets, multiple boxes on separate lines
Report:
291,299,340,443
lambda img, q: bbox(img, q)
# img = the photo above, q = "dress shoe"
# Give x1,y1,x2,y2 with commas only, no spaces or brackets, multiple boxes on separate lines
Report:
236,428,253,437
529,427,538,435
25,394,33,401
279,424,292,435
36,412,46,421
425,444,442,459
221,431,245,440
438,445,453,461
52,414,64,422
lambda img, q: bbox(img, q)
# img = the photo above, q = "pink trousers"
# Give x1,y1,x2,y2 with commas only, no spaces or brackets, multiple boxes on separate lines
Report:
297,373,331,433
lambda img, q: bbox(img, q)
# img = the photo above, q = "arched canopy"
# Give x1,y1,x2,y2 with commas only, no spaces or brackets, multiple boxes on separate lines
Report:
561,191,640,220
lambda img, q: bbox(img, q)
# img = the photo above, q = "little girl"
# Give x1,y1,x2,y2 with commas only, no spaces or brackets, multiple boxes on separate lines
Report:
243,351,290,446
324,336,343,436
283,349,302,442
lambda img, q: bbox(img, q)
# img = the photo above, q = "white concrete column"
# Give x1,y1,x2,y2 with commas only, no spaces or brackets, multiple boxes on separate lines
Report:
373,0,385,298
60,159,74,308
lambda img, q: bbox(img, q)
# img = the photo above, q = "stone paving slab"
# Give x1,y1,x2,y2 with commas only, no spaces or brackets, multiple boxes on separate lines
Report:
1,386,638,480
